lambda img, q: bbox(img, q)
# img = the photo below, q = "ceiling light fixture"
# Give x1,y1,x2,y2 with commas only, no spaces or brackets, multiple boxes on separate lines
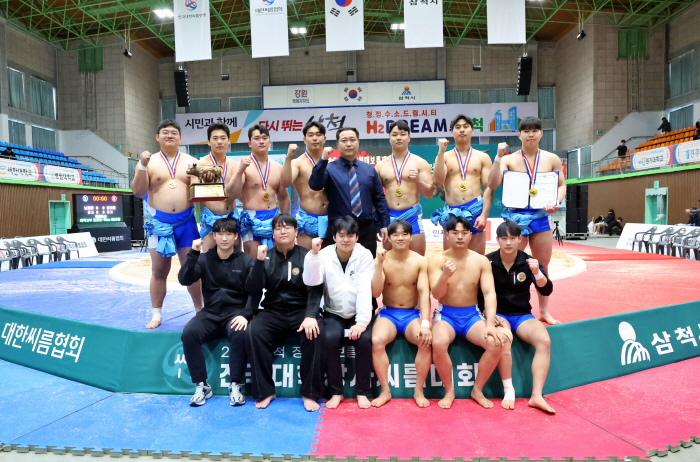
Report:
290,20,307,35
390,16,405,31
153,8,174,19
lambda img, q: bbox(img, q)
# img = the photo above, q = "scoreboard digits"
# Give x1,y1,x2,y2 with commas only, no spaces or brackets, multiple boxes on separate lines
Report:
74,194,124,224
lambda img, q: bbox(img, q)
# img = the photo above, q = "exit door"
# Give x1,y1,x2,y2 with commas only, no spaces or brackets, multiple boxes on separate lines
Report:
49,201,71,235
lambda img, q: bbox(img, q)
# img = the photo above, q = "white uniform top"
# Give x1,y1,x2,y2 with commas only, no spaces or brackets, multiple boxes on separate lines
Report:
303,243,375,327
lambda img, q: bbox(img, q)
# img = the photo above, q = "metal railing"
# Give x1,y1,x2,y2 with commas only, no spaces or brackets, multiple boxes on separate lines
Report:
70,155,130,189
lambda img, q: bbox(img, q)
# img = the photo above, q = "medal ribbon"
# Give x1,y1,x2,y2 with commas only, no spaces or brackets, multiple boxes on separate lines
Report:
304,150,317,167
521,148,541,188
455,147,472,181
208,153,227,183
250,154,269,190
391,152,411,185
160,151,181,179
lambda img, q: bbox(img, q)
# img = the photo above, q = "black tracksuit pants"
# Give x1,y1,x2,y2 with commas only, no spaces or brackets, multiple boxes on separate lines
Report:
246,309,323,400
181,310,247,385
323,312,374,397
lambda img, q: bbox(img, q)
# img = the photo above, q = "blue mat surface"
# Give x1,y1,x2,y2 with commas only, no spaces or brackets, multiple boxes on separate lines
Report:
0,268,194,331
22,261,121,269
0,361,112,443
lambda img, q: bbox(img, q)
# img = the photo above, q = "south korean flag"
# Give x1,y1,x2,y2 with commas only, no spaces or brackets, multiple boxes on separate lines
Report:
325,0,364,52
341,85,365,104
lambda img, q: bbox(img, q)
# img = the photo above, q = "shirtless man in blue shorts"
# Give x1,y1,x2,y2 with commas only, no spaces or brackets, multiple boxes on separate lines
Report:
370,219,432,408
432,114,494,255
131,119,203,328
428,215,503,409
487,116,566,325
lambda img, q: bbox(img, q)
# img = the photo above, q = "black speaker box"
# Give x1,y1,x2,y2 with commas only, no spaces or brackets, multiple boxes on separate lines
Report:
517,56,533,96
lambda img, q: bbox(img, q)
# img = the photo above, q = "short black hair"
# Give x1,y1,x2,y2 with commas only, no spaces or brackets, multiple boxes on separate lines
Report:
156,119,181,135
450,114,473,130
248,124,270,139
618,217,623,221
212,217,238,234
336,127,360,142
303,121,326,137
621,140,626,143
445,215,472,233
496,220,522,238
271,213,298,230
388,219,412,236
333,215,359,236
207,123,230,140
389,120,411,134
609,209,615,215
519,116,543,131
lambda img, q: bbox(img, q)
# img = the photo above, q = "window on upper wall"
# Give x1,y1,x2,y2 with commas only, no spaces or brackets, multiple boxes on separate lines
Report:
30,77,56,119
8,68,25,110
669,52,693,98
9,119,26,145
446,89,480,104
538,88,555,120
185,98,222,113
669,105,693,131
161,99,176,120
32,125,56,151
230,96,263,111
488,88,527,103
541,129,555,152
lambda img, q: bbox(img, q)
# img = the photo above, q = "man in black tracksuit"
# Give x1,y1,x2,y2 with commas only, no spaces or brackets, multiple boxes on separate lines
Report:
245,213,324,411
179,217,256,407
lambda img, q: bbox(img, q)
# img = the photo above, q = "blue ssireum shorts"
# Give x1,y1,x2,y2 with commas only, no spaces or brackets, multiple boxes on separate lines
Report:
431,196,484,235
145,204,199,250
389,204,424,235
497,313,537,332
501,207,551,237
377,307,421,336
239,208,278,243
433,304,484,338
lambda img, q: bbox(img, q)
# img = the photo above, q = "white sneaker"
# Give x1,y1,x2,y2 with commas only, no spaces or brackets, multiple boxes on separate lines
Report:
229,382,245,406
190,382,212,407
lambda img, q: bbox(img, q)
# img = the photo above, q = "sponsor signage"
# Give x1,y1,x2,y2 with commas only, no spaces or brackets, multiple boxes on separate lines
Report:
0,158,83,185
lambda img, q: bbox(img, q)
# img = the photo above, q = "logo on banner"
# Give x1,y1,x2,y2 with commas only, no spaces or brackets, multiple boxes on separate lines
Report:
343,86,363,102
633,147,671,171
263,0,275,4
185,0,197,11
619,321,651,366
402,86,411,95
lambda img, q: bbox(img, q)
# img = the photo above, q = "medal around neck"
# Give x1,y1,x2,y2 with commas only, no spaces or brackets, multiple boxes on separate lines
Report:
185,156,227,202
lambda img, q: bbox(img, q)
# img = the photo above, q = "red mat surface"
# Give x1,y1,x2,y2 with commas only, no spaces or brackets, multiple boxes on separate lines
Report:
313,358,700,459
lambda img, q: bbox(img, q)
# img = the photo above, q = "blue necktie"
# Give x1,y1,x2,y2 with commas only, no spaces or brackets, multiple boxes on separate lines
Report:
348,164,362,217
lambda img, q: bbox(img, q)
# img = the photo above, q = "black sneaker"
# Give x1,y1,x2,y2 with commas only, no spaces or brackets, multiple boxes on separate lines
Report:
229,382,245,406
190,382,212,407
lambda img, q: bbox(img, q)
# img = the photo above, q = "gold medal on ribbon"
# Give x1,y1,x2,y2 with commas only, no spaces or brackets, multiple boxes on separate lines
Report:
459,182,468,191
529,187,538,198
168,180,177,189
262,192,270,202
395,187,403,197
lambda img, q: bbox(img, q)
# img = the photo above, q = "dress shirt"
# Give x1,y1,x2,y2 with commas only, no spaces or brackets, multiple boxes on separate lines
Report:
303,243,375,327
308,156,390,228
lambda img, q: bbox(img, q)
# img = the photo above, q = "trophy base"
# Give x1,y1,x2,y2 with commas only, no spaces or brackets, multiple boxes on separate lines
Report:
189,183,227,203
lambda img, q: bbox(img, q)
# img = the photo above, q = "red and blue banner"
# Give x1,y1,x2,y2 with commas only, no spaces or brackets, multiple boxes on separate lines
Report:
0,158,82,185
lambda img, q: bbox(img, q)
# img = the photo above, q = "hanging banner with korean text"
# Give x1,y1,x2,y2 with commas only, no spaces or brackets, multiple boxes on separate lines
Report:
0,158,83,185
487,0,525,44
404,0,443,48
325,0,364,52
250,0,290,58
174,0,212,62
176,102,538,144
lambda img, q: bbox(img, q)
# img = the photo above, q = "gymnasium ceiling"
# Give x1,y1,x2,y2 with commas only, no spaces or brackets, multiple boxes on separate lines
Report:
1,0,698,59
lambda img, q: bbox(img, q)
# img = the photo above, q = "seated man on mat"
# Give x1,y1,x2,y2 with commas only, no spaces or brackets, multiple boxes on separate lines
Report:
370,219,432,408
303,215,376,409
485,220,554,414
428,215,504,409
178,217,256,407
245,213,324,411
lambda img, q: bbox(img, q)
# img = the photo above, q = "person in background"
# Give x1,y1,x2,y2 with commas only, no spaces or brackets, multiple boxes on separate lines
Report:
658,117,671,133
593,209,615,235
616,140,628,173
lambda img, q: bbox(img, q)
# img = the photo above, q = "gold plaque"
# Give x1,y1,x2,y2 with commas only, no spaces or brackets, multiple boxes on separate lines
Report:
188,183,227,202
458,182,468,191
529,187,538,198
168,180,177,189
395,187,403,197
262,192,271,202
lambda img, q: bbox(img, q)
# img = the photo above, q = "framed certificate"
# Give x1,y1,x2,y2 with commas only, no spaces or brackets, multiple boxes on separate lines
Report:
501,171,559,209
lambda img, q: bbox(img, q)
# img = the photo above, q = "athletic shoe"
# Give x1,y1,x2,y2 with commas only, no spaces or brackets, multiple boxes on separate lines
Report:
229,382,245,406
190,382,212,407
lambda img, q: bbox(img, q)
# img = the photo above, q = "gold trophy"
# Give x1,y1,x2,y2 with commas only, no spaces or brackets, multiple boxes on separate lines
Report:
186,163,227,202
